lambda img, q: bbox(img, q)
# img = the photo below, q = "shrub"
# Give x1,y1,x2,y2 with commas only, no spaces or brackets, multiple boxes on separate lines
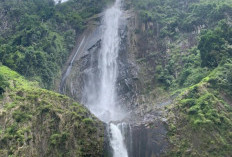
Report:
82,118,94,125
0,74,9,95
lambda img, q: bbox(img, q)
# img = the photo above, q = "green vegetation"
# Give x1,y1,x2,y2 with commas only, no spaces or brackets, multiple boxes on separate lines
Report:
132,0,232,37
132,0,232,156
0,0,111,88
131,0,232,91
1,0,231,156
199,21,232,68
0,65,104,156
0,73,9,96
167,73,232,156
50,132,69,146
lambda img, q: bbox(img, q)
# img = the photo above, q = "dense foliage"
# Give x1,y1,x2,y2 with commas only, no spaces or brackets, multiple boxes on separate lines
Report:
132,0,232,156
167,80,232,156
0,0,111,88
0,74,9,96
132,0,232,37
167,60,232,156
131,0,232,90
199,21,232,68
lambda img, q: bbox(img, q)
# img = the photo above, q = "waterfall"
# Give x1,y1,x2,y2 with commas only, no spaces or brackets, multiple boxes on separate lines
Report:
54,0,69,4
83,0,125,122
82,0,129,156
110,123,128,157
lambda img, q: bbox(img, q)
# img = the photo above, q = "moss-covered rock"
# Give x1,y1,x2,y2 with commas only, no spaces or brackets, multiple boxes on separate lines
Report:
0,65,104,157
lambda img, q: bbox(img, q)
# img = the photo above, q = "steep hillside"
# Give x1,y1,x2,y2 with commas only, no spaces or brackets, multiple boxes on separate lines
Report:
129,0,232,98
0,65,104,157
167,62,232,156
128,0,232,156
0,0,111,88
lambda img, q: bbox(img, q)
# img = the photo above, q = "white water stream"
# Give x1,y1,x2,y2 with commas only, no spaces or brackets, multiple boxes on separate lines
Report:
54,0,69,4
60,37,86,93
110,123,128,157
83,0,129,156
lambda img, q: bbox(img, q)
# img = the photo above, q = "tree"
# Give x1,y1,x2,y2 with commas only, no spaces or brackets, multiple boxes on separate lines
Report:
198,22,232,68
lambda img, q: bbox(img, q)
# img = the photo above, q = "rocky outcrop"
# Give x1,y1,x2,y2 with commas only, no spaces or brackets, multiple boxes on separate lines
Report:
131,120,168,157
0,66,104,157
60,8,140,112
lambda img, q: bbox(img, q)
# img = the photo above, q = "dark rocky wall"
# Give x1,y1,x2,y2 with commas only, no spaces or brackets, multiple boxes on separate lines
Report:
60,7,140,112
130,120,169,157
59,3,170,157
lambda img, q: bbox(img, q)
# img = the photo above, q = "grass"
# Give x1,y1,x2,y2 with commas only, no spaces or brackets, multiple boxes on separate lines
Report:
0,66,38,90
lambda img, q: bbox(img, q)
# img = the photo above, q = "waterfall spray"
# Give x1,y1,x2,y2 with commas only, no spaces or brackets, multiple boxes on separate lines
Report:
82,0,129,156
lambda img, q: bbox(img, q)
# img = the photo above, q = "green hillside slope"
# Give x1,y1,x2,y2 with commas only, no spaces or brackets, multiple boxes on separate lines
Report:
0,65,104,157
130,0,232,156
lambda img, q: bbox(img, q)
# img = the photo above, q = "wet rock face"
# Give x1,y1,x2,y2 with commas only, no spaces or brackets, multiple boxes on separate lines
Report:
116,13,139,111
81,38,102,105
103,124,114,157
130,120,169,157
61,11,140,111
60,24,103,102
114,117,169,157
122,109,169,157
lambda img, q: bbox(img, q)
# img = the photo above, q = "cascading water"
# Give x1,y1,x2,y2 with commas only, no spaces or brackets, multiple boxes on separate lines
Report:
54,0,69,4
83,0,125,122
60,37,86,94
110,123,128,157
82,0,129,156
